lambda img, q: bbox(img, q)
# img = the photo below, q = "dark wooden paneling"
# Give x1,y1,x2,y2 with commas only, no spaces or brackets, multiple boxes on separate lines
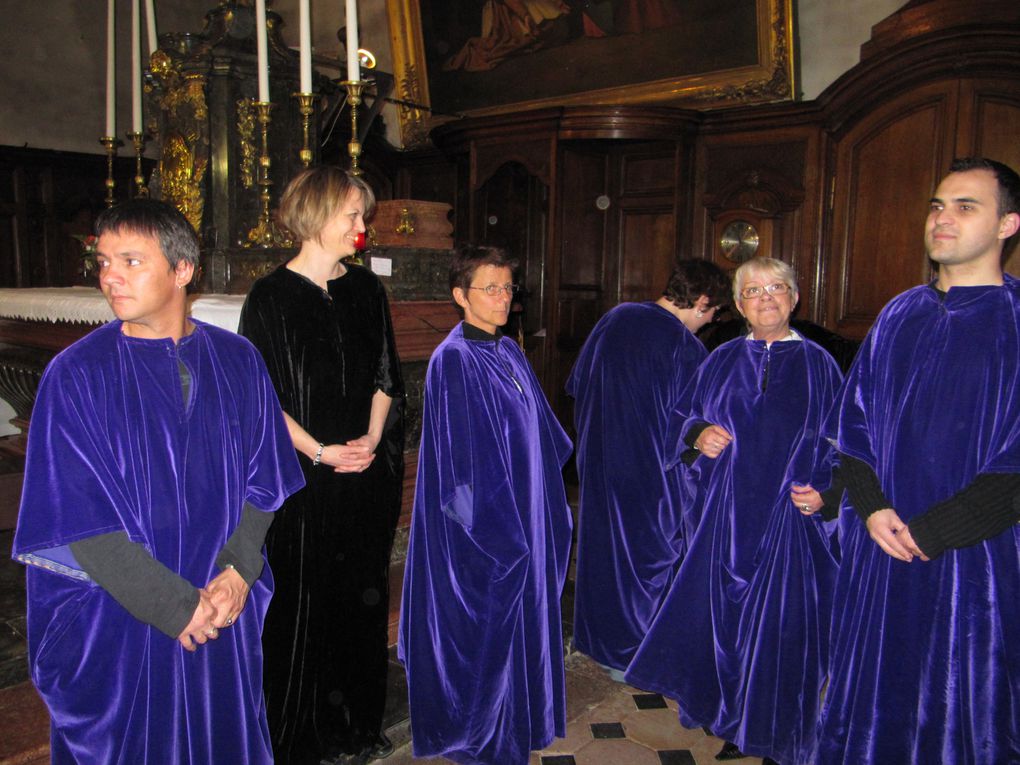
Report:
0,146,141,289
956,79,1020,277
827,82,959,338
558,148,608,289
618,207,676,303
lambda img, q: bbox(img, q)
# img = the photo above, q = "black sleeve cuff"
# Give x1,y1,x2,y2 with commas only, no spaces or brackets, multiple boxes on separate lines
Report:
70,532,198,638
819,490,841,520
908,472,1020,559
840,453,891,522
215,502,276,586
683,420,710,448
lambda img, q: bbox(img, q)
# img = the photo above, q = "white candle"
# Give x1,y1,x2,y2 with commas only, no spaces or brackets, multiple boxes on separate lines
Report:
255,0,270,102
345,0,359,82
106,0,116,137
299,0,312,93
145,0,157,56
131,0,142,133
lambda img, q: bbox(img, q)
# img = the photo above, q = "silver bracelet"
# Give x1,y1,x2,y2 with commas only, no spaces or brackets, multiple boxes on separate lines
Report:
313,442,324,466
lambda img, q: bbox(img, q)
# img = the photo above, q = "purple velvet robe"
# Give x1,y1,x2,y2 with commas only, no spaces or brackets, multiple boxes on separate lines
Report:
13,320,304,765
625,336,842,765
567,302,707,671
398,323,573,765
819,280,1020,765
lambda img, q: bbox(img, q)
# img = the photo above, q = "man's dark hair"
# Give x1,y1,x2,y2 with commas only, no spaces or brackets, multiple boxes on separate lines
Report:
948,157,1020,261
662,259,732,309
449,245,518,293
95,198,201,270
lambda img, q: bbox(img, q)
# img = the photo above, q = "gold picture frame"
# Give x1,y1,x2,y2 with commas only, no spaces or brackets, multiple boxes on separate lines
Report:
386,0,795,149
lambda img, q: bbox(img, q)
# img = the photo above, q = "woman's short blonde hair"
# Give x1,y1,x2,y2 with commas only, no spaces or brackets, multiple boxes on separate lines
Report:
276,166,376,243
733,257,799,303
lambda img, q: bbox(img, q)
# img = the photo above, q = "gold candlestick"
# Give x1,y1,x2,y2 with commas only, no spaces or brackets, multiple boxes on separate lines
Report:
243,102,293,248
293,92,318,168
99,135,122,208
341,80,365,177
126,131,149,198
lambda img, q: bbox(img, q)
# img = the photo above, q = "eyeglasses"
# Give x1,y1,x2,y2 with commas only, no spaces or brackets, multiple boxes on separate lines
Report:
468,283,520,297
739,282,791,300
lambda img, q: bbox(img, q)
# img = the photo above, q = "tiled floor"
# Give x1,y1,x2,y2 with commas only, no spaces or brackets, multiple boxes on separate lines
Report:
383,651,767,765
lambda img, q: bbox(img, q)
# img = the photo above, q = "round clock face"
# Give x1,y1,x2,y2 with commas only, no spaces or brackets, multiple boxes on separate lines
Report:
719,220,760,263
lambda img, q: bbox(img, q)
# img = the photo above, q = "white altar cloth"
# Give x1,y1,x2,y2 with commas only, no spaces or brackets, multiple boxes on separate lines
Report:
0,288,246,333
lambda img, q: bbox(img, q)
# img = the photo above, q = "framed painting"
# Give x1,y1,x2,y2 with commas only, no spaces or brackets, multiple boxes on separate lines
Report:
387,0,795,147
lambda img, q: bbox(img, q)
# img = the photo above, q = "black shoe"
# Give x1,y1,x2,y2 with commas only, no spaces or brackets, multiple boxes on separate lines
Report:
368,732,394,760
762,759,780,765
715,741,746,761
321,752,369,765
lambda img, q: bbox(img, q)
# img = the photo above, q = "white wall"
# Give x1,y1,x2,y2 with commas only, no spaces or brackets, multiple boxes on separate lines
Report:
0,0,907,155
797,0,906,99
0,1,210,156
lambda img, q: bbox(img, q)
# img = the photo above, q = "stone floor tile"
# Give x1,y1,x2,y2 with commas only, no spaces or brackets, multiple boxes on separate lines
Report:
657,750,697,765
590,721,626,739
619,707,703,751
585,690,642,722
632,692,669,710
539,719,594,754
0,680,50,763
572,738,661,765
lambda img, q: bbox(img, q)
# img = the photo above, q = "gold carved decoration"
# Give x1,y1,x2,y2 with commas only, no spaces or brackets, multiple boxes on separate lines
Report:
238,261,279,281
386,0,431,148
150,50,209,233
236,98,257,189
396,207,415,236
704,1,793,104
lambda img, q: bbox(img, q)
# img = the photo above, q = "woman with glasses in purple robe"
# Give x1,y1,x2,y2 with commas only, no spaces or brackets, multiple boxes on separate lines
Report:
399,245,573,765
626,257,843,765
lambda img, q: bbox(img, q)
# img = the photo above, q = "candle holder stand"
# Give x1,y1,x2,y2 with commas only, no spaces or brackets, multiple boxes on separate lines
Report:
126,131,150,198
292,92,318,168
243,102,293,248
99,135,123,208
341,80,365,177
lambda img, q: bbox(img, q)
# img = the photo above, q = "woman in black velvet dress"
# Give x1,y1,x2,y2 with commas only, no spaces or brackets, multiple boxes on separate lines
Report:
239,167,403,765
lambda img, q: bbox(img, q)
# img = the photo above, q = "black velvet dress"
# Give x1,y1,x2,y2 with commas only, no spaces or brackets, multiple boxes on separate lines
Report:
239,264,404,764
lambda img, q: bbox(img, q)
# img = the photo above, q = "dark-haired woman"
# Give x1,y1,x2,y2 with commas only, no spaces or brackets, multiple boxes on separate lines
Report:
239,167,403,765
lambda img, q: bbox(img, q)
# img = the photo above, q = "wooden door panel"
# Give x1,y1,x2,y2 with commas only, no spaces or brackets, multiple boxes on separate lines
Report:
552,292,602,423
558,149,609,289
618,207,676,303
828,82,959,338
956,79,1020,276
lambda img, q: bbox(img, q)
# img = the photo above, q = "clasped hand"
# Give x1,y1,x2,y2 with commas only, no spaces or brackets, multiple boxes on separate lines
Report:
865,508,928,563
177,567,251,652
694,425,733,459
317,433,379,473
790,483,824,515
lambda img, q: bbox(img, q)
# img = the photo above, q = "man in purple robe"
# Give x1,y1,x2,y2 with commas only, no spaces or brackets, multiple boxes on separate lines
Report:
566,260,729,675
819,157,1020,764
13,199,304,764
398,246,573,765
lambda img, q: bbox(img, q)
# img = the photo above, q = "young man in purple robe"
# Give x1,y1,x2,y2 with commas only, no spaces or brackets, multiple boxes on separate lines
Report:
13,199,304,764
399,246,573,765
567,260,730,676
820,157,1020,764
